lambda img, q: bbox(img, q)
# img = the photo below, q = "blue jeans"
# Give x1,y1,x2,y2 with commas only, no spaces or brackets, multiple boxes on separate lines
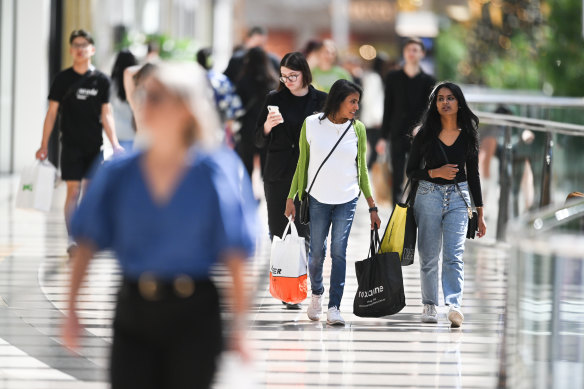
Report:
414,180,470,308
308,195,358,309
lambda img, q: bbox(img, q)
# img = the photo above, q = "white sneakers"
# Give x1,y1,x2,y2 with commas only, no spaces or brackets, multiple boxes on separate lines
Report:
307,294,323,321
326,307,345,325
421,304,464,327
448,306,464,327
307,294,345,325
421,304,438,323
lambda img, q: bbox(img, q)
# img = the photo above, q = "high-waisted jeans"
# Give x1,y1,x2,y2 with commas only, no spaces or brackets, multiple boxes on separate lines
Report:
414,180,470,308
308,195,358,309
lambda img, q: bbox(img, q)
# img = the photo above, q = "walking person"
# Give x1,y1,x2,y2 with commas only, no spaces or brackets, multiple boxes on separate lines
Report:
62,62,257,388
256,52,327,308
235,47,279,178
406,82,487,327
311,40,352,93
35,29,123,256
286,79,381,325
110,49,138,150
376,37,435,206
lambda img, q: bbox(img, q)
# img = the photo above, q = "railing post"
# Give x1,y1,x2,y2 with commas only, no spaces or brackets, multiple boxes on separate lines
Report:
497,126,513,240
540,131,554,207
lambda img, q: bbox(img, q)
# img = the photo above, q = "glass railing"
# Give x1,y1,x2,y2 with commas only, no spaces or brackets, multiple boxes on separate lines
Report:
460,92,584,240
502,197,584,389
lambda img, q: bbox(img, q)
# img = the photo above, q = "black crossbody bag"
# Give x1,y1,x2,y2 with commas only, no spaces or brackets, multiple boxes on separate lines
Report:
299,119,354,225
57,69,96,134
437,142,479,239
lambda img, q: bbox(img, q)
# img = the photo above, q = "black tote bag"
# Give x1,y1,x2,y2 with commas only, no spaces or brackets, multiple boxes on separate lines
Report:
353,228,406,317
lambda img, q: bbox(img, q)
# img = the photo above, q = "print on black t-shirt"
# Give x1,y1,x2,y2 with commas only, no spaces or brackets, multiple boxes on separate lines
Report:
48,67,111,153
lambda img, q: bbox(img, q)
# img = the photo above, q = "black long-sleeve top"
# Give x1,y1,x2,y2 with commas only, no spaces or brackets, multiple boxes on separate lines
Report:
381,69,436,141
255,86,327,183
406,132,483,207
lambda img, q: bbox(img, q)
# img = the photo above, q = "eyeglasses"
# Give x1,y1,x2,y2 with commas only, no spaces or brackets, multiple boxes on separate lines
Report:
71,43,91,50
279,74,299,83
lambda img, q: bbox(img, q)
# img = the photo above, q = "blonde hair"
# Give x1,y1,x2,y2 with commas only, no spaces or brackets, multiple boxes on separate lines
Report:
148,61,221,149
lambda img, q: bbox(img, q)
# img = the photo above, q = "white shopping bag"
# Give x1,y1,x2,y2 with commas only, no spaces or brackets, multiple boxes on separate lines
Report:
15,160,56,212
269,218,308,304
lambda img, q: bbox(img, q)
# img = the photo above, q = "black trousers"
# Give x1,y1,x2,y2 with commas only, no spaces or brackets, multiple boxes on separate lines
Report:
110,280,222,389
264,180,310,251
390,138,411,205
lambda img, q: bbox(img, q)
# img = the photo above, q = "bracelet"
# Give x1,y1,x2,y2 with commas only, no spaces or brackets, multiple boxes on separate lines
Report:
428,169,433,178
369,206,378,213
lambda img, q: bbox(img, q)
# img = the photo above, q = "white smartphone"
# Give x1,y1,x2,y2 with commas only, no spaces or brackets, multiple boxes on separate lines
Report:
268,105,284,123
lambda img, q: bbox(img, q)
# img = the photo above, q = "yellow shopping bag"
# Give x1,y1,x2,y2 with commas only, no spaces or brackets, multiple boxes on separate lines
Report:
379,188,417,266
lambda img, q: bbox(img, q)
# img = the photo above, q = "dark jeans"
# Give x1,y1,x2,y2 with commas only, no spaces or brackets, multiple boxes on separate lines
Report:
390,138,411,205
111,280,222,389
264,180,310,252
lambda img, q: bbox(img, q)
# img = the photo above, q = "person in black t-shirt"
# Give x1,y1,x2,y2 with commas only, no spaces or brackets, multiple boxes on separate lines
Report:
35,29,123,255
377,38,435,205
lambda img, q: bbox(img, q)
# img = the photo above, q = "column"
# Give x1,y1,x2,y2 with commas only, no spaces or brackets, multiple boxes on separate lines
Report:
212,0,234,72
331,0,350,52
12,0,52,172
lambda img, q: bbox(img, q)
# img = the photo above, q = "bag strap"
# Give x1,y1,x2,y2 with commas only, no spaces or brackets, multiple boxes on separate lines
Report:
368,227,381,258
306,119,354,195
437,141,473,218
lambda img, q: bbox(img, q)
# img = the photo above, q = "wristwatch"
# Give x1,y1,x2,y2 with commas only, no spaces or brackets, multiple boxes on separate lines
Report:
369,206,378,213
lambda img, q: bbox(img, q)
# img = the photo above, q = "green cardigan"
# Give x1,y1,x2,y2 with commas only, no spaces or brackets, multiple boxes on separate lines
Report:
288,118,373,201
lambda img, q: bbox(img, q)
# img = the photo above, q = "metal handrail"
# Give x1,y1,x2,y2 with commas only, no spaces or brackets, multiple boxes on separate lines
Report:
477,111,584,137
466,94,584,108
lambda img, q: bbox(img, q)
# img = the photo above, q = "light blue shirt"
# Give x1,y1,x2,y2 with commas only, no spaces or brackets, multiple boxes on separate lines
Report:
71,147,258,280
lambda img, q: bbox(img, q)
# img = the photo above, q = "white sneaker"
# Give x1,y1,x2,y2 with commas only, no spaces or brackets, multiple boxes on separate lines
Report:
448,306,464,327
326,307,345,325
421,304,438,323
307,294,323,321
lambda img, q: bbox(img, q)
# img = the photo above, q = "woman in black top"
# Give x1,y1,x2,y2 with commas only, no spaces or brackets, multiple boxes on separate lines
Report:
236,47,279,177
406,81,486,328
256,52,327,308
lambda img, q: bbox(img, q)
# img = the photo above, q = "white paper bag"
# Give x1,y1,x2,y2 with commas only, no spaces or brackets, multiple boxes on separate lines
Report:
15,160,56,212
269,219,308,304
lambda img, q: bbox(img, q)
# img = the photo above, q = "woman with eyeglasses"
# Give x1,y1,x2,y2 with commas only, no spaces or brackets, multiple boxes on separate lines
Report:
256,52,327,309
62,62,257,388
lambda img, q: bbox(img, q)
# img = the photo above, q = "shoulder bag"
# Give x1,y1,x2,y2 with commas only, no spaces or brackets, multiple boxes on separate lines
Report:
299,119,354,225
437,141,479,239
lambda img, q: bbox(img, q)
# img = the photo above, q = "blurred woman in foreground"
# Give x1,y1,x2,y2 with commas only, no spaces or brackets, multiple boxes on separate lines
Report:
62,62,257,388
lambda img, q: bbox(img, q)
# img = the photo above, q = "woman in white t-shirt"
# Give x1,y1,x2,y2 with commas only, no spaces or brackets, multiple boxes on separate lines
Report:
286,79,381,325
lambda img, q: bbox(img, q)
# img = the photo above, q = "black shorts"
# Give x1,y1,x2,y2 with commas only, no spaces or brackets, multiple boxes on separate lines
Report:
60,146,101,181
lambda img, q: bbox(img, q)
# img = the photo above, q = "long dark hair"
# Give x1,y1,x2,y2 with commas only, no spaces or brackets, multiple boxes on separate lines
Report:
278,52,312,91
414,81,479,157
240,47,278,95
319,79,362,122
111,50,138,102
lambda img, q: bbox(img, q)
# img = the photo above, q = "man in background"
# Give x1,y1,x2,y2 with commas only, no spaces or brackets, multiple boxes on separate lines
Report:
377,38,435,205
35,29,123,256
224,26,279,83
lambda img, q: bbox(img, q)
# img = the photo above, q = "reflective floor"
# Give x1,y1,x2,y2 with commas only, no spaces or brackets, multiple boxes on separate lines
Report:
0,176,506,388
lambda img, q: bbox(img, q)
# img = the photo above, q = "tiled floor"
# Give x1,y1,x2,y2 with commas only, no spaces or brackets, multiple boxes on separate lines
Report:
0,175,506,388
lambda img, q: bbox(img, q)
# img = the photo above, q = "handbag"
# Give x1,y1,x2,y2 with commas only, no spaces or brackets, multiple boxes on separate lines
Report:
379,179,417,265
437,142,479,239
269,218,308,304
299,119,354,225
353,227,406,317
15,160,57,212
